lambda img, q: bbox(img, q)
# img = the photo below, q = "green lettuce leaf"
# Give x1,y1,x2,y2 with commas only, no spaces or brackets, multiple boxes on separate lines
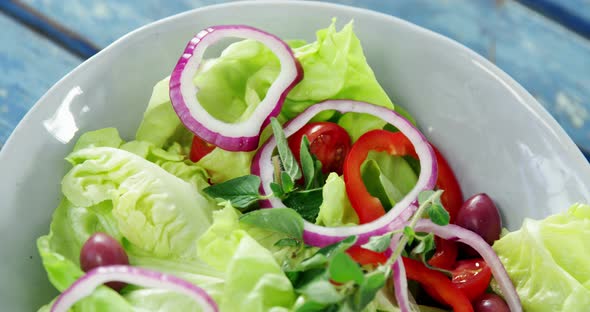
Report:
197,204,296,311
196,148,255,184
285,20,414,141
492,203,590,311
63,147,215,259
315,173,359,227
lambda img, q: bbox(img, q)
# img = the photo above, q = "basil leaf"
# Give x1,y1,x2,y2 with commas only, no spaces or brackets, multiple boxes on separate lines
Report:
283,188,323,223
361,232,393,253
271,118,301,181
300,136,316,190
298,253,329,271
239,207,304,239
361,160,394,210
318,236,357,258
355,272,386,310
203,175,261,209
281,171,295,193
428,203,450,226
270,182,284,197
328,252,364,284
300,280,343,304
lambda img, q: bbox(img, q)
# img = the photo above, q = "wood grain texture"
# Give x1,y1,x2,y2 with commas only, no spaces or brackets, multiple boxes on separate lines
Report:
0,14,80,148
3,0,590,151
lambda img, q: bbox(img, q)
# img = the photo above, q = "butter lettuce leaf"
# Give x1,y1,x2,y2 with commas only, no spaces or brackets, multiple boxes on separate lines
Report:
315,173,359,227
493,203,590,311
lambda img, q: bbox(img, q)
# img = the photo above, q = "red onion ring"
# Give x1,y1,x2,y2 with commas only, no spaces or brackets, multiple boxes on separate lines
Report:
392,259,412,312
50,265,218,312
251,100,437,247
170,25,302,151
415,220,522,312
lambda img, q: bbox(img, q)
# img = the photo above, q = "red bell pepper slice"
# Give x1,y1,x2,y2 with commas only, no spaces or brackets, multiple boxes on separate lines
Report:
343,130,463,223
403,257,474,312
346,246,387,266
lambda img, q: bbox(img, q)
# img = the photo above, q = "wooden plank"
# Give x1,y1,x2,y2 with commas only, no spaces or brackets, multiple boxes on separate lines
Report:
0,14,81,148
12,0,590,151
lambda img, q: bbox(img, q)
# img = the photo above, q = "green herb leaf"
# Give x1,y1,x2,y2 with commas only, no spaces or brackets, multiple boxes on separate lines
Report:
239,207,304,239
283,188,323,223
203,175,261,209
274,238,301,247
355,272,386,310
428,203,450,226
361,160,392,210
361,232,394,253
418,190,436,206
271,118,301,181
318,236,357,258
300,280,344,304
281,171,295,193
295,301,329,312
411,233,435,255
328,252,365,284
403,226,416,245
298,254,329,271
270,182,284,197
300,136,316,189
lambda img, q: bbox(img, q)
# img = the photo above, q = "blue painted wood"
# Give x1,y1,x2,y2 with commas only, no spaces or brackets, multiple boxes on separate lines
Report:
0,14,81,148
0,1,100,58
517,0,590,39
4,0,590,154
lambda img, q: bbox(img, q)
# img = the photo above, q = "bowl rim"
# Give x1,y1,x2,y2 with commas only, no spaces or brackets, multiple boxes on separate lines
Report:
1,0,587,173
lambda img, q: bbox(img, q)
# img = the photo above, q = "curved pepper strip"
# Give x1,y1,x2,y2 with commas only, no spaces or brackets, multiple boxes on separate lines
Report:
343,130,463,223
403,257,474,312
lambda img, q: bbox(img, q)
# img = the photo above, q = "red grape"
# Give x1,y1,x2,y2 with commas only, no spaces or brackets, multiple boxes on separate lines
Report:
80,232,129,291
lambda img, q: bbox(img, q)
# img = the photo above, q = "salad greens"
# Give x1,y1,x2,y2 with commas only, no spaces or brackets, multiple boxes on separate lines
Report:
36,17,583,312
493,203,590,311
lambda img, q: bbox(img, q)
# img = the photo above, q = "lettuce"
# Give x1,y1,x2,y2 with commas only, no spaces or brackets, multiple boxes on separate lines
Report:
197,204,296,311
492,203,590,311
315,173,359,227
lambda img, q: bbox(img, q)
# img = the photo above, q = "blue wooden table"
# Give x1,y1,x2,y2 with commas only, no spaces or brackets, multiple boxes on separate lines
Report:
1,0,589,157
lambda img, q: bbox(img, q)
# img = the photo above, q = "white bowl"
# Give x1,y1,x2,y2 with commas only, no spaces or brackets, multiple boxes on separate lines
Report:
1,1,589,309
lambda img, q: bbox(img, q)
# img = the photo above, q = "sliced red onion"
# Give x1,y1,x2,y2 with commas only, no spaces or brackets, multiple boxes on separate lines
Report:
169,25,303,151
392,259,412,312
252,100,437,247
415,220,522,312
50,265,218,312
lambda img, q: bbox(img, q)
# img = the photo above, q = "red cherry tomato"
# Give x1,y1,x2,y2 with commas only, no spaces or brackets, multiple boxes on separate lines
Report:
451,259,492,301
346,246,387,266
189,135,216,162
287,122,351,175
427,237,458,270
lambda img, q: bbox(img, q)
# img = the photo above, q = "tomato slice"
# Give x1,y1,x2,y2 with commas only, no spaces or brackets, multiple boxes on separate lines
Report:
346,246,387,266
287,122,351,175
343,130,463,224
427,237,458,270
189,135,216,162
403,257,473,312
451,259,492,301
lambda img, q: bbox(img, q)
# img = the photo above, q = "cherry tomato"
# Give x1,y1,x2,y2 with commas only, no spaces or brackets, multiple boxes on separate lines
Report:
189,135,216,162
287,122,351,175
427,237,458,270
80,233,129,291
451,259,492,301
346,246,387,266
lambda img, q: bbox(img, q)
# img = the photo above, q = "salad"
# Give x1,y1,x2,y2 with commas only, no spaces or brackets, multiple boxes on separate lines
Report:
37,21,590,312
